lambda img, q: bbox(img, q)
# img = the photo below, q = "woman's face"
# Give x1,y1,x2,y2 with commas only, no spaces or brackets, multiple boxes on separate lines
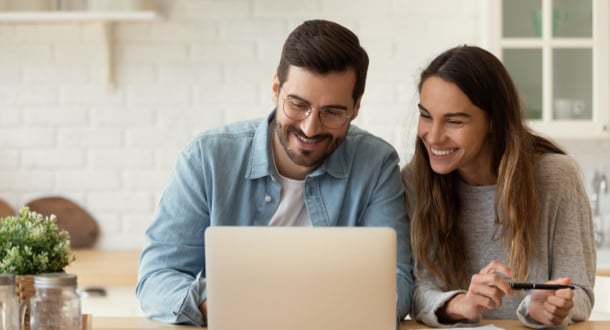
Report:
417,76,495,185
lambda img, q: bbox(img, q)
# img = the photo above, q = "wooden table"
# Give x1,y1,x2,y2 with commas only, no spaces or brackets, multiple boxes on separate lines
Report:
65,249,141,287
598,269,610,277
89,317,610,329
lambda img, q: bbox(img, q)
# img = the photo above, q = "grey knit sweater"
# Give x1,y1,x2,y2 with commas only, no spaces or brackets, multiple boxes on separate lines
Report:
402,153,596,328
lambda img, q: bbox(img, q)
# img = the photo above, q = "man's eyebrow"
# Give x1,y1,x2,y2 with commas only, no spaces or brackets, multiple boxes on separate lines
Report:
288,94,348,110
285,94,308,102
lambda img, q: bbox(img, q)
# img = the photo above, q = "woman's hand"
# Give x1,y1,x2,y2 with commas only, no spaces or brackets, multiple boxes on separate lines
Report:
528,277,574,327
439,260,516,322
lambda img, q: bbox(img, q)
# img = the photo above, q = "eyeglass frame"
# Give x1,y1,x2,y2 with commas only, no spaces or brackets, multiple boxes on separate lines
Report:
279,92,354,129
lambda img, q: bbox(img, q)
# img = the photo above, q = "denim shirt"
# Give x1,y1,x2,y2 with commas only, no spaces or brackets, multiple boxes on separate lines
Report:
136,111,413,326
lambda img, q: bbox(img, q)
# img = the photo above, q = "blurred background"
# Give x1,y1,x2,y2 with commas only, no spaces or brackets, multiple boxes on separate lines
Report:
0,0,608,251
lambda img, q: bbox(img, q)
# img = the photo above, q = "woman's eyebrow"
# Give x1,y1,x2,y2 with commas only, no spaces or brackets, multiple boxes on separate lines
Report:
418,103,470,118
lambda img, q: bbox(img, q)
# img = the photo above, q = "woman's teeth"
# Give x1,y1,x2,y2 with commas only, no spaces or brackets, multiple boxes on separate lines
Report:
431,147,454,156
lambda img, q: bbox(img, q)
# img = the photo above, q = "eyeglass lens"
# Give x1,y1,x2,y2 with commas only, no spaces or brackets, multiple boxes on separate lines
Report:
282,97,349,128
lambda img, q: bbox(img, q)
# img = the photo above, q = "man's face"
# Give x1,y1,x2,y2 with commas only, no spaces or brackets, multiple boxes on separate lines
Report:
271,66,360,179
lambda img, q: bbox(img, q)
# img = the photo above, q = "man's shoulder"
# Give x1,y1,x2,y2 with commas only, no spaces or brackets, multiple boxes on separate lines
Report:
200,117,262,139
345,125,398,155
192,117,263,143
180,117,265,158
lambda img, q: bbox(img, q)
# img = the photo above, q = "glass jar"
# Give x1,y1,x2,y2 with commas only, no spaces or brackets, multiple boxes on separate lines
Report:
0,274,20,330
29,273,81,330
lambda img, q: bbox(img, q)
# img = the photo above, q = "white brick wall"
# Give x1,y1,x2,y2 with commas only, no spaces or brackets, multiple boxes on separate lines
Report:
0,0,607,250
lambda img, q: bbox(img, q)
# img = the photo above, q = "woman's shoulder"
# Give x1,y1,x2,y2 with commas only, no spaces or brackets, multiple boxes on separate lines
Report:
400,161,416,186
535,153,583,186
400,161,417,212
536,152,580,172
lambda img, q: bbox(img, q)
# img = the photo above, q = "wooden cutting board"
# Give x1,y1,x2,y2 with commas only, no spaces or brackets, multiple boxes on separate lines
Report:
26,196,99,249
0,199,15,218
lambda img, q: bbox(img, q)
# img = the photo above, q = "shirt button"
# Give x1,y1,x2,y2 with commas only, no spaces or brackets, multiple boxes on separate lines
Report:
264,195,272,202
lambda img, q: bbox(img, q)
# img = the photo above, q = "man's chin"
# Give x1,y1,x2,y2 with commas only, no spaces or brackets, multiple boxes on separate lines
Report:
292,158,323,168
288,152,325,169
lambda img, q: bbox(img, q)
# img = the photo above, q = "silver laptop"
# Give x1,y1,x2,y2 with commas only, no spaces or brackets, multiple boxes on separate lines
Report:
205,226,397,330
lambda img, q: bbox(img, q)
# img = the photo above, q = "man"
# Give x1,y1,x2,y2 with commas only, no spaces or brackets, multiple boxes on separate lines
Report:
136,19,413,326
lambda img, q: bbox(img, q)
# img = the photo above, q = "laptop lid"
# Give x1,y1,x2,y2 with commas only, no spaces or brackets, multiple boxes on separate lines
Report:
205,226,397,330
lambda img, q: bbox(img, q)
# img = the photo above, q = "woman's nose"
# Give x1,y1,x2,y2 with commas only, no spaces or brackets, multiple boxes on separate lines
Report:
426,123,445,144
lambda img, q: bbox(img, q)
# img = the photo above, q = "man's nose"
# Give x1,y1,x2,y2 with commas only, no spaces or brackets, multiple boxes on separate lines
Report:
300,108,324,136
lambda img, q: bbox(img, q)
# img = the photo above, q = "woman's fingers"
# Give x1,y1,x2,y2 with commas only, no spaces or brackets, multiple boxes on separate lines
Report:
480,260,515,279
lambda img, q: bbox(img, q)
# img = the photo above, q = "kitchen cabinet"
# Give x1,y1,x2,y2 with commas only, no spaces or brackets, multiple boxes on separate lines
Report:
486,0,609,138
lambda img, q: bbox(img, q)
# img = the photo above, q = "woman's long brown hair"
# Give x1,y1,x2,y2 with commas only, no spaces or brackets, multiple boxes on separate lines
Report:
411,46,565,289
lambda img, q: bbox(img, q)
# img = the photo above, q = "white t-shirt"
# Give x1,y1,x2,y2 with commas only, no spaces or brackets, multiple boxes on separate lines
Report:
268,173,312,227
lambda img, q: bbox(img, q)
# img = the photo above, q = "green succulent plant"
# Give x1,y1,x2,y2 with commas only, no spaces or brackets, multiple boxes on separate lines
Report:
0,206,75,274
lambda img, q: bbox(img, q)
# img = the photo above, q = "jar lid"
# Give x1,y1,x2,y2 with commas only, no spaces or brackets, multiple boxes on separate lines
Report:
0,274,15,285
34,273,77,288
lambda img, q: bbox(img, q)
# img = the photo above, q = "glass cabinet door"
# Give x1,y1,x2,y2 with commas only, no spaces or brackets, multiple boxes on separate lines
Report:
502,0,541,38
503,49,543,119
552,0,592,38
488,0,608,138
552,48,592,120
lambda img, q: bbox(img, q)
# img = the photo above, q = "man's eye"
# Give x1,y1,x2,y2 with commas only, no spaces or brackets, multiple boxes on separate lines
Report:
289,100,309,111
322,108,345,117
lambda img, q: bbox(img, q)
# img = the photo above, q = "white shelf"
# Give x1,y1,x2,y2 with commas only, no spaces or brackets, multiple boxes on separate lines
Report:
0,10,160,89
0,11,158,22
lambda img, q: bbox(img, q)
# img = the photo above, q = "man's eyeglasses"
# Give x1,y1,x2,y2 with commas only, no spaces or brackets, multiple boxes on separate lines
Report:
281,95,352,129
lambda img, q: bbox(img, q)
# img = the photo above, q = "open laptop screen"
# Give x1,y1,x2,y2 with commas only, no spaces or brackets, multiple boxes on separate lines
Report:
205,226,397,330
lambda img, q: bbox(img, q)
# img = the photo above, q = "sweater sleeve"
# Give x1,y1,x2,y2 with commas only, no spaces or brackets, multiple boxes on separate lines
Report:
516,154,596,327
410,261,475,327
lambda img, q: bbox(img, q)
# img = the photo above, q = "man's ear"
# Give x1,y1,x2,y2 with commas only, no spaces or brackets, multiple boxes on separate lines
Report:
350,96,362,121
272,73,280,104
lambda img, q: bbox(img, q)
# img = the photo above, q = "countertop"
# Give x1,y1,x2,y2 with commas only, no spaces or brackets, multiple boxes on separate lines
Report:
88,317,610,329
63,248,610,285
65,249,609,321
64,249,141,287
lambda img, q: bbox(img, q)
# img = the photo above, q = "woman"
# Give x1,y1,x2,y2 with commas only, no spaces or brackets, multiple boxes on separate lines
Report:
403,45,595,328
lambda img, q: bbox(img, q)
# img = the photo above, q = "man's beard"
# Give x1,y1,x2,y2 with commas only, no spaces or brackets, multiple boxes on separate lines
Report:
274,121,343,168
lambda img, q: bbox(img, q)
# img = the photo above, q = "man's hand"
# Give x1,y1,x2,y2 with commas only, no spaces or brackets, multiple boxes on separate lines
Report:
528,277,574,327
200,300,208,322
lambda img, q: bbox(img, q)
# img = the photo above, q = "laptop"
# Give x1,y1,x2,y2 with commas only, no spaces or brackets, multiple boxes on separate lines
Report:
205,226,397,330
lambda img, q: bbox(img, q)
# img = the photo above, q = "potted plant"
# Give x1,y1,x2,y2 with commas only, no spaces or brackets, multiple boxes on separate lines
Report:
0,206,75,328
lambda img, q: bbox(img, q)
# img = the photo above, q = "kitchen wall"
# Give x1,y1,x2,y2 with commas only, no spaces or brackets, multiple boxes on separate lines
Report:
0,0,609,249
